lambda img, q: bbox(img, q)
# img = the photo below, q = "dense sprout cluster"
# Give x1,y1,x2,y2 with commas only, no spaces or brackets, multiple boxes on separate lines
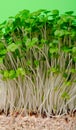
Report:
0,9,76,115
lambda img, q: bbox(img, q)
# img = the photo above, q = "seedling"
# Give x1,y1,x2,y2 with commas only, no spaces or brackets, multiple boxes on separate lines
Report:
0,9,76,116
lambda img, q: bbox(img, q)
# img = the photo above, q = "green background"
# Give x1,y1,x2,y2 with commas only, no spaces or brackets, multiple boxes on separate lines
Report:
0,0,76,23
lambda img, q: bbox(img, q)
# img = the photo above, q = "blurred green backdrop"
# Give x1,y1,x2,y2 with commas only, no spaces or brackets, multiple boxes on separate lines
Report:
0,0,76,23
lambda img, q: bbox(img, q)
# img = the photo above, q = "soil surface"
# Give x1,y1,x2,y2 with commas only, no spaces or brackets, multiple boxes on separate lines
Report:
0,113,76,130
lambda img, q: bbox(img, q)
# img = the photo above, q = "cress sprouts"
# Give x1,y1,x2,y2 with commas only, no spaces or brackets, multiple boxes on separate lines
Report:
0,9,76,116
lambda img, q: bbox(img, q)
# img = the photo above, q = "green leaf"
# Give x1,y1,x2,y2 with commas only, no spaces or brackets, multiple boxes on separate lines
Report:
0,21,7,30
0,57,4,63
70,69,76,73
65,11,74,15
48,67,59,74
72,47,76,54
54,30,65,37
64,81,72,87
16,68,25,77
49,47,58,54
25,39,31,46
16,9,30,19
63,73,68,78
71,31,76,38
61,92,70,100
26,60,31,66
32,37,38,44
73,56,76,62
72,19,76,27
61,46,72,53
34,60,39,67
51,10,59,16
41,39,47,44
61,15,69,23
3,70,9,79
7,43,18,52
26,38,38,49
13,17,21,28
0,49,7,55
9,70,16,79
0,43,5,49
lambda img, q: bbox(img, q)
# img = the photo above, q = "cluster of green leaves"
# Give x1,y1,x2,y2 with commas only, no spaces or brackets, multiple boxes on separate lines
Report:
0,10,76,66
0,9,76,114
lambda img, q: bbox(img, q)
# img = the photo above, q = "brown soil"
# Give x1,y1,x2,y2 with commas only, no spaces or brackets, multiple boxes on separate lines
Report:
0,112,76,130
